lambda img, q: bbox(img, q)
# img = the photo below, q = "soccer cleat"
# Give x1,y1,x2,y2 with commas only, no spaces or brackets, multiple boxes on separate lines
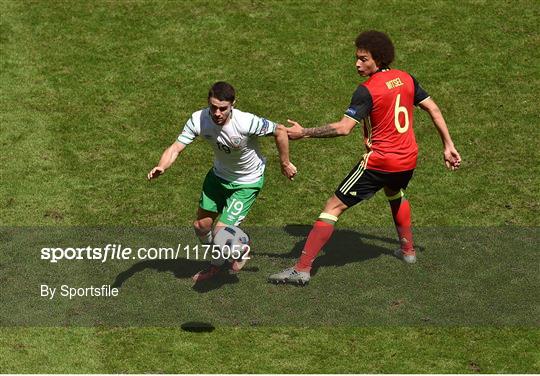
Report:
192,265,222,282
394,248,417,264
268,267,310,285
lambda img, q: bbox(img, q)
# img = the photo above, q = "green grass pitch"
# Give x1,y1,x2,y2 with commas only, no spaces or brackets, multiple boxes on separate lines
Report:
1,0,539,373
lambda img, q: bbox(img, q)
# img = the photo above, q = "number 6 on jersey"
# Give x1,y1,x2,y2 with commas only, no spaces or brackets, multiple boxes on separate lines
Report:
394,94,409,133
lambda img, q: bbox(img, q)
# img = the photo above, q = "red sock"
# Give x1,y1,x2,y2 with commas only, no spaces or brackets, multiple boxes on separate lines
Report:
389,197,414,254
295,220,335,272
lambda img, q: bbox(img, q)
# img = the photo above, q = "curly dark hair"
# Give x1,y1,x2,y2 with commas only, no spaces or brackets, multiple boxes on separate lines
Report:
355,30,395,68
208,81,235,102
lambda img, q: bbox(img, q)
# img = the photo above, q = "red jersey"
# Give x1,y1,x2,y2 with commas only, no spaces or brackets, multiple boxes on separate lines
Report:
344,69,429,172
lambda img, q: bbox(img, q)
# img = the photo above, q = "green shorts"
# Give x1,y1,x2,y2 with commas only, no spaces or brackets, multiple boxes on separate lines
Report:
199,169,264,226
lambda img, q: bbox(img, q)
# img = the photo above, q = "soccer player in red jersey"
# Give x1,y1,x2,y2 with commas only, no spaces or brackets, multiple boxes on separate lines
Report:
269,30,461,285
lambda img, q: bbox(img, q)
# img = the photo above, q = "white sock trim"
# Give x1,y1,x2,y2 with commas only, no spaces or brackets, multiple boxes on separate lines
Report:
318,212,338,223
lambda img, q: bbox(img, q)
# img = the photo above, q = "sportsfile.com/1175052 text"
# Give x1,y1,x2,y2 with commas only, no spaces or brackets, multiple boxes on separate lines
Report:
39,244,251,263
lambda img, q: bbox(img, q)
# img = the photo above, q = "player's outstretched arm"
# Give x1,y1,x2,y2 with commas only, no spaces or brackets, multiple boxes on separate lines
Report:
419,98,462,171
147,141,186,180
274,124,297,180
286,116,357,139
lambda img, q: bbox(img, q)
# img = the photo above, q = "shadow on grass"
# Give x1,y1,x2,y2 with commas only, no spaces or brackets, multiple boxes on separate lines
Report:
112,259,259,293
181,321,215,332
259,224,423,276
111,259,228,293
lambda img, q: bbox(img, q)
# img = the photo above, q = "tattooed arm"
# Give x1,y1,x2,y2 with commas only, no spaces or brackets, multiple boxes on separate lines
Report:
286,116,358,140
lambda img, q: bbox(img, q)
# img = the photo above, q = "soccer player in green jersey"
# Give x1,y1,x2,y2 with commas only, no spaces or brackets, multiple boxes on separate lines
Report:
148,81,297,281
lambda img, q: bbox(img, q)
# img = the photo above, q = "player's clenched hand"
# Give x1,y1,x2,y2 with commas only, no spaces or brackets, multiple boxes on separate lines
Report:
444,147,461,171
147,166,164,180
281,162,298,180
286,119,305,140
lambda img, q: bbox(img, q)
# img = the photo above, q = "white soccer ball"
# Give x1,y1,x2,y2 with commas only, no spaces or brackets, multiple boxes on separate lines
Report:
213,225,250,260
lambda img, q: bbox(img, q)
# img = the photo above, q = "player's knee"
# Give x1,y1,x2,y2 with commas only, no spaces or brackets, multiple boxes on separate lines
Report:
322,195,348,216
193,219,212,235
322,197,334,211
